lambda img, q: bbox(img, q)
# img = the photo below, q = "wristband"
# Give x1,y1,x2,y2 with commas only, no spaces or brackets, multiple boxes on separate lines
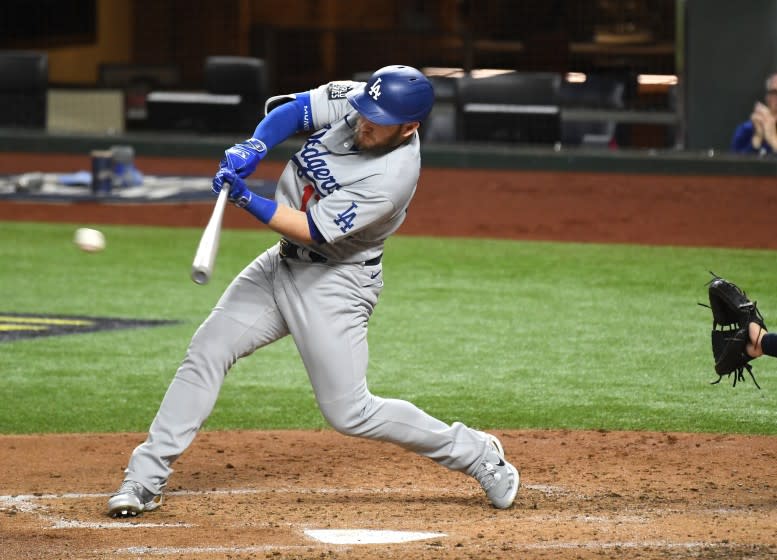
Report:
761,332,777,357
243,193,278,224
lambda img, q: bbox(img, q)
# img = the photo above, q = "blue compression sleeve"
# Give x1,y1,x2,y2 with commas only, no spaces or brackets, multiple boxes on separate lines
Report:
252,92,312,149
244,194,279,224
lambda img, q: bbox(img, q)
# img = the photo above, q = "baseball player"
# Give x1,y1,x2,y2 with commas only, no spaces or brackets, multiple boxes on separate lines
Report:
108,65,519,517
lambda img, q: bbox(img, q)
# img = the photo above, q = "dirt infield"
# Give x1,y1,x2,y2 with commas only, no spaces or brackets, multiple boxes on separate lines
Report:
2,152,777,559
2,152,777,249
2,430,777,559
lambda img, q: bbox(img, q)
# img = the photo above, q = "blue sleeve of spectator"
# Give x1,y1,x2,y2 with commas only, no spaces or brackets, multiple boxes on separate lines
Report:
252,92,312,149
731,121,759,153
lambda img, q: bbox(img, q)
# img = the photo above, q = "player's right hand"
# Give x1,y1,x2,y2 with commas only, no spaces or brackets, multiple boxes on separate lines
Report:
219,138,267,178
212,168,252,208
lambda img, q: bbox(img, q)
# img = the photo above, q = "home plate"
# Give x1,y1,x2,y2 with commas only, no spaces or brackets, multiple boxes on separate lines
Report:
304,529,447,544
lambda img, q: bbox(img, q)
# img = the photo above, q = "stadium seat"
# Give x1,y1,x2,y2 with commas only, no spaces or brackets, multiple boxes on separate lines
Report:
454,71,562,145
560,75,625,147
205,56,267,101
0,50,48,128
147,56,268,133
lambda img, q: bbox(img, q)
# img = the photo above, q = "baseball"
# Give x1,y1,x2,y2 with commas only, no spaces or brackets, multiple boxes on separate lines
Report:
74,227,106,252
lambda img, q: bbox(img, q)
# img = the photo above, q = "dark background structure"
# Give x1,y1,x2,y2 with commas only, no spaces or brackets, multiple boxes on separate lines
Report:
0,0,776,155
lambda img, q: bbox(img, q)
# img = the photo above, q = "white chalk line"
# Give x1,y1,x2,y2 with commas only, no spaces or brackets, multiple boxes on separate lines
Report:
1,486,484,531
0,484,759,531
0,482,567,503
0,486,761,556
0,493,192,529
304,528,447,544
111,541,722,557
52,518,193,529
114,545,311,556
112,539,740,557
0,483,569,530
517,540,714,551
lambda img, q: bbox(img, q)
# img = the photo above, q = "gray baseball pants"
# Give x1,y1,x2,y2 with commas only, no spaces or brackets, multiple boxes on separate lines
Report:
123,243,488,494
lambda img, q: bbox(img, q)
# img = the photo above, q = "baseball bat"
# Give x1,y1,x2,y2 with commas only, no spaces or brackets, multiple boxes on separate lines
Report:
191,184,230,285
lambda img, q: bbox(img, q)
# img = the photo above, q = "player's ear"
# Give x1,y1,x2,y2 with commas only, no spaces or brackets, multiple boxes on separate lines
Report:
400,121,420,138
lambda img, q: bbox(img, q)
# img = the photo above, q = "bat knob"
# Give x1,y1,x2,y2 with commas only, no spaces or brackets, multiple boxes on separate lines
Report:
191,269,210,285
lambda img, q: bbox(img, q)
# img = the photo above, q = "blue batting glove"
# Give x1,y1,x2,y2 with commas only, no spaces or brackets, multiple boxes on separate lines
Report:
212,168,252,208
219,138,267,178
212,166,236,194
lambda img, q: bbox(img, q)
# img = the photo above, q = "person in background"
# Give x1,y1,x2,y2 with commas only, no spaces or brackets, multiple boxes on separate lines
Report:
731,72,777,155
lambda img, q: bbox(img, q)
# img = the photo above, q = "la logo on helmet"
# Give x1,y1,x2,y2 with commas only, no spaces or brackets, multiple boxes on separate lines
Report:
368,78,382,101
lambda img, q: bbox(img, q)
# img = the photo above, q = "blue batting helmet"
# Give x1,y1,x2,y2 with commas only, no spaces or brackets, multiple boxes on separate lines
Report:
347,65,434,125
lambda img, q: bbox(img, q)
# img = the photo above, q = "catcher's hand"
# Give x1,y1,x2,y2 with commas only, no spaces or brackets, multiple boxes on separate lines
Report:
701,272,767,388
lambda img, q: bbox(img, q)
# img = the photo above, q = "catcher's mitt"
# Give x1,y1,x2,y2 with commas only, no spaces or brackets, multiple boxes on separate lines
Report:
701,272,767,388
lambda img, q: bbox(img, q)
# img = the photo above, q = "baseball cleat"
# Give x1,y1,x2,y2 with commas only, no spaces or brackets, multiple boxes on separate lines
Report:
107,480,163,518
472,434,520,509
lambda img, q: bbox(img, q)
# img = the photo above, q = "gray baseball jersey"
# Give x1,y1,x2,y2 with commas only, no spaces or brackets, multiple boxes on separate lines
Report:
276,81,419,263
121,79,491,497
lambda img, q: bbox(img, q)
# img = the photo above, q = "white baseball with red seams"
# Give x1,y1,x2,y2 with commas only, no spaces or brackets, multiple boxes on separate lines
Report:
74,228,105,252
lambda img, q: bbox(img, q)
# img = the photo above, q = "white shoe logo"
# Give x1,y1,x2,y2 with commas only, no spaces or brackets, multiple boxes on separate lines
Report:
368,78,382,101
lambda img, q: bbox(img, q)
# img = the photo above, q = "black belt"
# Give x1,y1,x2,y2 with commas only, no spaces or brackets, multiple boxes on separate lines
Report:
279,239,382,266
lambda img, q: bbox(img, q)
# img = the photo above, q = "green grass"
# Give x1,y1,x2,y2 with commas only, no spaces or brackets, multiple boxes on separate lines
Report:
2,221,777,435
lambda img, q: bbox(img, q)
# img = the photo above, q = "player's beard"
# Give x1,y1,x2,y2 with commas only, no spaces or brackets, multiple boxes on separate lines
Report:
353,119,409,153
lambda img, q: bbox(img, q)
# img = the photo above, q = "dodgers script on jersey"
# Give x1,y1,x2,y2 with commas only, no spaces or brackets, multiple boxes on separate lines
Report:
273,81,421,263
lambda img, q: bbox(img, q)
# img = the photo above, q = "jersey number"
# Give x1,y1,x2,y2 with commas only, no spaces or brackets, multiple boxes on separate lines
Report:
300,185,320,212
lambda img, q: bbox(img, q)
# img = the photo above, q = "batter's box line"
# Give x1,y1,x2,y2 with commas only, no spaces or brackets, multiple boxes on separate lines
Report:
517,540,721,551
0,493,191,529
171,483,571,497
0,483,569,504
113,545,315,556
0,484,572,531
110,541,735,556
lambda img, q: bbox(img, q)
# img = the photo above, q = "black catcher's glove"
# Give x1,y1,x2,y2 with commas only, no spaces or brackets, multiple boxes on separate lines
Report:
701,272,767,388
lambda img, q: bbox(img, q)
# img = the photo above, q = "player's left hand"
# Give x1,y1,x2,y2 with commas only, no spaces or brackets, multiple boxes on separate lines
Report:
213,168,252,208
219,138,267,178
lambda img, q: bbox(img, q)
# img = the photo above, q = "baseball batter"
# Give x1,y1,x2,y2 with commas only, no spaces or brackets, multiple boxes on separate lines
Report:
108,65,519,517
